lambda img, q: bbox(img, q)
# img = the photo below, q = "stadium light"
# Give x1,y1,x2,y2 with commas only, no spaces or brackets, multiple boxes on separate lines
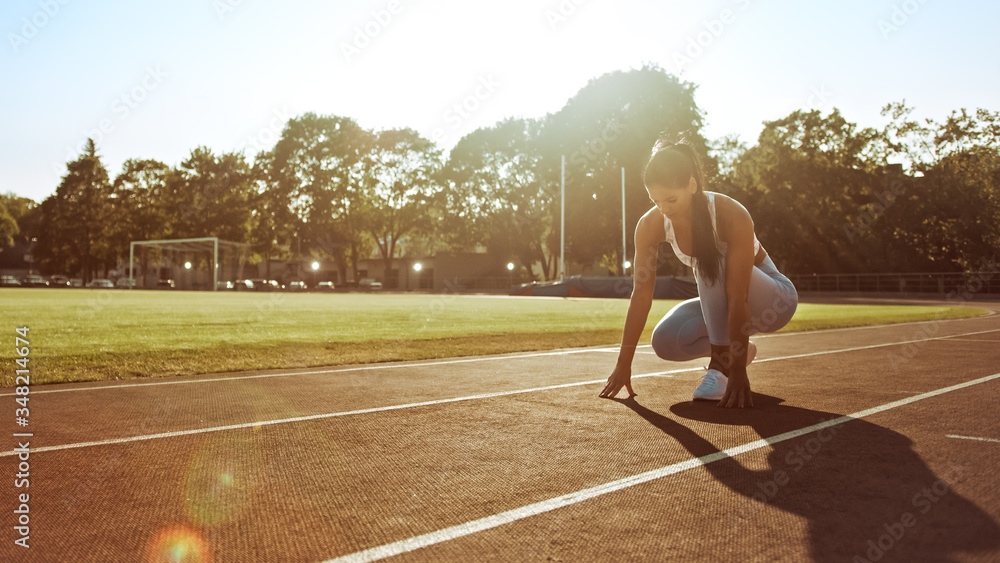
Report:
184,261,192,270
311,261,320,271
623,260,632,270
507,262,514,271
413,262,423,272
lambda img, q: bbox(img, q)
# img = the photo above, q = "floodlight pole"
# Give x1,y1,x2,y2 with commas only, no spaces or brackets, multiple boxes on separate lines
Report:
129,241,134,289
213,237,219,291
560,154,566,281
621,166,626,275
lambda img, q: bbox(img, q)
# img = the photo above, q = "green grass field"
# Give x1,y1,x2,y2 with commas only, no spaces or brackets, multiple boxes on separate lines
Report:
0,288,988,386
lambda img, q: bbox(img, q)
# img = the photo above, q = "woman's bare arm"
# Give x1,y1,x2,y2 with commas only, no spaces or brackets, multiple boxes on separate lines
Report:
715,194,757,408
600,208,664,398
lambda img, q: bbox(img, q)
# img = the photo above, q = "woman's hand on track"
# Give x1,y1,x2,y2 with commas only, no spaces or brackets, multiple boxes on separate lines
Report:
718,366,753,408
599,363,635,399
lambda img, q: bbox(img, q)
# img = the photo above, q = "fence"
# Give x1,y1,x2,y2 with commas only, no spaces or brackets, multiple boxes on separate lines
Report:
786,272,1000,296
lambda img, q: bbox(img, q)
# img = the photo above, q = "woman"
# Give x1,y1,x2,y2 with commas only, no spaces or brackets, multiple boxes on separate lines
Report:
599,139,797,408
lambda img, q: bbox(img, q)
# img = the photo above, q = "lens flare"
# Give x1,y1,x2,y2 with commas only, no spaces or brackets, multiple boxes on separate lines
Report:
145,525,210,563
185,461,251,526
184,432,262,526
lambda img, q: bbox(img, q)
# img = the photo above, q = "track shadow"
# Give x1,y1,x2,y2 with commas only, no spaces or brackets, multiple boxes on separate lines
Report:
611,395,1000,562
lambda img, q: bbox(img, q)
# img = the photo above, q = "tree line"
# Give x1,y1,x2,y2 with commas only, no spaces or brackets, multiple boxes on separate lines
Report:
2,65,998,283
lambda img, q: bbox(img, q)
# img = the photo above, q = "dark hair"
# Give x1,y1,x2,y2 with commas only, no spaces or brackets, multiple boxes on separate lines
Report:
643,139,722,283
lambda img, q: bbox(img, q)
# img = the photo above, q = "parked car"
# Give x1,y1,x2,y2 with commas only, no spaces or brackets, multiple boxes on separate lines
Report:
21,274,49,287
116,278,137,289
316,281,336,292
285,280,307,292
216,280,235,291
157,279,175,289
359,278,382,291
1,275,21,287
49,275,71,287
233,279,254,291
87,278,114,289
250,279,280,292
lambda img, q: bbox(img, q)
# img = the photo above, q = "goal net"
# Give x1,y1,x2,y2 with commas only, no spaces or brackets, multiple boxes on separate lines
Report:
128,237,251,291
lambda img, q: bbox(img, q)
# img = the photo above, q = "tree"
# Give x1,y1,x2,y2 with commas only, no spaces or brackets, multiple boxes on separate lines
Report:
248,149,296,280
109,159,169,246
34,139,114,280
0,193,37,243
357,128,442,286
720,104,1000,275
721,109,887,274
0,201,17,248
267,113,374,282
159,147,255,243
933,107,1000,160
871,104,1000,271
900,147,1000,271
874,102,941,173
106,159,170,281
537,65,709,274
442,118,555,279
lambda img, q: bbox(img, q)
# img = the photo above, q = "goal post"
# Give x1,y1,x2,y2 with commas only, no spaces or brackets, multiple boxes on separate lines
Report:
128,237,251,291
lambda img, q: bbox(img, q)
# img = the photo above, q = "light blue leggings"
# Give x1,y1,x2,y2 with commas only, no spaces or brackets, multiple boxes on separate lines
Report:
651,256,798,361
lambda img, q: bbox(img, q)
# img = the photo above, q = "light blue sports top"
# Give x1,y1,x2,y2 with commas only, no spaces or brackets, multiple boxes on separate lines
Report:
663,191,760,269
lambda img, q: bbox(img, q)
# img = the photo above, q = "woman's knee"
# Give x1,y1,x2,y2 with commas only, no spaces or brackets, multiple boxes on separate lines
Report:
651,322,684,360
749,287,798,333
651,301,706,360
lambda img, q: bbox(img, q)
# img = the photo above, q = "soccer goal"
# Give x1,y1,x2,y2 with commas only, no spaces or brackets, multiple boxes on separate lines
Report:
129,237,251,291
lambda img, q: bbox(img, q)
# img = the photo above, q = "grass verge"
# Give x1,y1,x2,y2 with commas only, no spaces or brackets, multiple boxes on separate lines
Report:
0,289,988,386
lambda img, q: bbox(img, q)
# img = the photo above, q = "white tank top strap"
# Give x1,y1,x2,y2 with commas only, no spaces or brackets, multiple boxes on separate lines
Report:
662,192,760,269
663,216,694,268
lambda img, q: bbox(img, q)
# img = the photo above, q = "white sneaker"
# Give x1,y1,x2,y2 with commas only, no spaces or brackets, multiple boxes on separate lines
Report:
746,341,757,367
693,369,728,401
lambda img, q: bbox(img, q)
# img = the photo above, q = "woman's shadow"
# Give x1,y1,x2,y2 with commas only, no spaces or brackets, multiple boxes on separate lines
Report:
611,394,1000,562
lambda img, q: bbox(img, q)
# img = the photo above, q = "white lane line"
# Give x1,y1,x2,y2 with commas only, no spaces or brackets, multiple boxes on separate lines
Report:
0,347,617,397
754,307,996,338
4,309,996,398
751,328,1000,365
4,327,999,456
4,317,997,399
0,369,692,457
323,372,1000,563
4,311,996,397
946,434,1000,443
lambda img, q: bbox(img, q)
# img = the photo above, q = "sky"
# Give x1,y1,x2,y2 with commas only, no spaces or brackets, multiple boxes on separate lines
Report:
2,0,999,204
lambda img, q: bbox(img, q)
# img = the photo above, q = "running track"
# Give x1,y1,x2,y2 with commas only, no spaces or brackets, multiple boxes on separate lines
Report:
3,298,1000,562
